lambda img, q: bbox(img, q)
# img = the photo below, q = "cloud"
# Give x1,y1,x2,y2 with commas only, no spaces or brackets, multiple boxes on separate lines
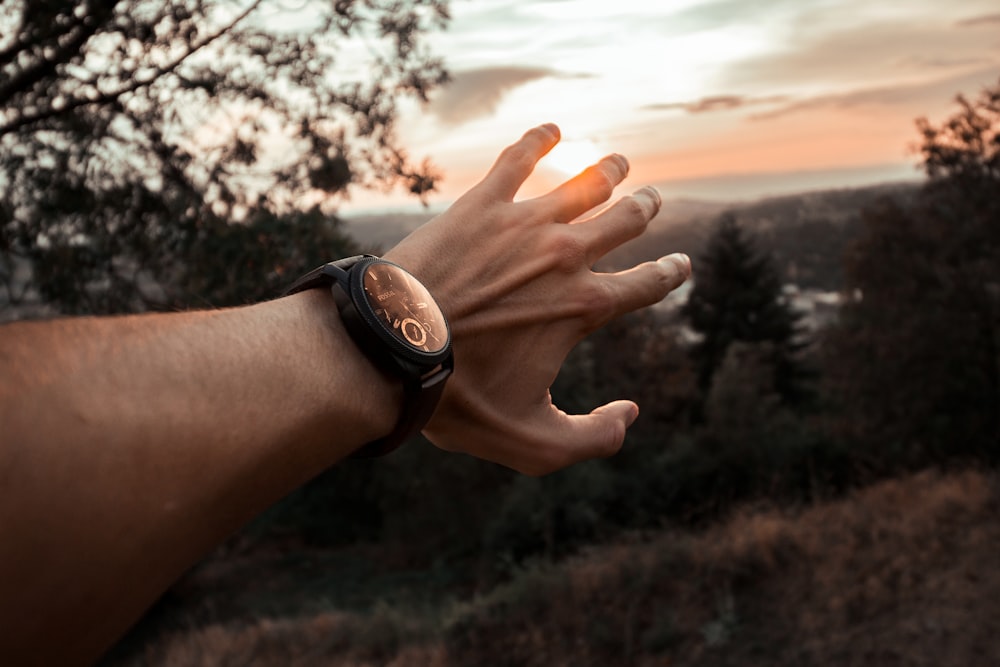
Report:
427,66,559,125
956,13,1000,27
749,67,1000,121
644,94,788,114
895,55,995,70
717,16,1000,92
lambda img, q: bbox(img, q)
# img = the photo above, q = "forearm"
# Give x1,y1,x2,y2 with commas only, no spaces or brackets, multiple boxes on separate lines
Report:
0,289,399,665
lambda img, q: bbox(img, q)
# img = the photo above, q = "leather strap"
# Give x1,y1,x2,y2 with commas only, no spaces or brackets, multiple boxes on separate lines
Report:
352,359,452,458
284,255,363,295
285,256,452,457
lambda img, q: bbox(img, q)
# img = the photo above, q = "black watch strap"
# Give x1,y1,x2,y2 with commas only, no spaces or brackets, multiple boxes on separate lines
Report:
285,255,364,295
285,256,452,458
353,360,452,458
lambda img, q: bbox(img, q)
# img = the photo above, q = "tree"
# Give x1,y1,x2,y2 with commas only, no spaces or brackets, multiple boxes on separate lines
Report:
825,78,1000,464
682,213,808,408
0,0,450,314
916,81,1000,185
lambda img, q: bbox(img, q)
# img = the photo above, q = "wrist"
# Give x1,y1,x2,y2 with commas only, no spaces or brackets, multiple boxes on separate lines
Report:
284,255,453,457
286,289,404,451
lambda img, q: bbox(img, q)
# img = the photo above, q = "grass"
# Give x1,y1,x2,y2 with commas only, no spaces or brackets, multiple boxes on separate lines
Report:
104,467,1000,666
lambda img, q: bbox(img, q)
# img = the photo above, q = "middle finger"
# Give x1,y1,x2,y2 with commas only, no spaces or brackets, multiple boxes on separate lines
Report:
535,154,630,223
573,186,662,265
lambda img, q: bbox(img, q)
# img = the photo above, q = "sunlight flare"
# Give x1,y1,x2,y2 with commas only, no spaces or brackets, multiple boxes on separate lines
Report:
542,138,606,176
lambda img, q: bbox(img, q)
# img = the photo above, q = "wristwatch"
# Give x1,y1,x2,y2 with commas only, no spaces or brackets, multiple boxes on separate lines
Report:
285,255,453,457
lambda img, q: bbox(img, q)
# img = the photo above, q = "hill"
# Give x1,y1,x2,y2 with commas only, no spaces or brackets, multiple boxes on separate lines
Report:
105,468,1000,666
600,181,920,290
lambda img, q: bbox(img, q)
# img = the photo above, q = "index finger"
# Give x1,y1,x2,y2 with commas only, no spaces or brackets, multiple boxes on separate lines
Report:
480,124,561,202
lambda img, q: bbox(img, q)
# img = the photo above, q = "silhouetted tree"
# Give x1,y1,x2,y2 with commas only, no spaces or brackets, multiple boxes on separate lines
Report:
0,0,449,314
824,77,1000,464
682,213,808,409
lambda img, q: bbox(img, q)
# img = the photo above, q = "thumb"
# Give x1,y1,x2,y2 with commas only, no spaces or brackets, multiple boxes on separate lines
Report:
562,400,639,463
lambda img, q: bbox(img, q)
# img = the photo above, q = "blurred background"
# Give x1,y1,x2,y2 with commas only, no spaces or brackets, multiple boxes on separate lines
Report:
2,1,998,665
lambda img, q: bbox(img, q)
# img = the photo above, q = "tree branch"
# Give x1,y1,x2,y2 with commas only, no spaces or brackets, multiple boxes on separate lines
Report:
0,0,265,138
0,4,117,103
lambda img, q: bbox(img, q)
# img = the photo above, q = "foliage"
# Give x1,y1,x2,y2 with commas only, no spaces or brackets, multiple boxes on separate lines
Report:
0,0,450,314
106,469,1000,666
916,81,1000,184
824,77,1000,464
440,470,1000,667
682,212,810,407
483,460,622,564
245,455,385,548
585,309,699,433
702,341,788,436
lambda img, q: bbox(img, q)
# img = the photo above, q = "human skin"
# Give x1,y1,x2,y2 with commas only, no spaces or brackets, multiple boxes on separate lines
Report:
0,124,690,665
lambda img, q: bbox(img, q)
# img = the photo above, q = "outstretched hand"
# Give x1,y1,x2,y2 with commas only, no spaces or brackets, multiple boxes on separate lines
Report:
385,124,690,475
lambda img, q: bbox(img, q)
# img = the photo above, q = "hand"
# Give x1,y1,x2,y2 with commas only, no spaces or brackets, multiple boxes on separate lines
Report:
385,124,691,475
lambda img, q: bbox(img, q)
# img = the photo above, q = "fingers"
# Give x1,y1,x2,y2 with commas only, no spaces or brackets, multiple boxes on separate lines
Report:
574,186,662,264
600,253,692,318
538,154,631,223
482,124,562,202
478,127,634,224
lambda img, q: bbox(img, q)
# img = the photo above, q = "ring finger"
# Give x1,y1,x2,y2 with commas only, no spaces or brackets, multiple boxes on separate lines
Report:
573,186,662,264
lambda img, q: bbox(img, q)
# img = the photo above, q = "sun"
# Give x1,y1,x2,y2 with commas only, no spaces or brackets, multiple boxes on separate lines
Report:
541,138,606,176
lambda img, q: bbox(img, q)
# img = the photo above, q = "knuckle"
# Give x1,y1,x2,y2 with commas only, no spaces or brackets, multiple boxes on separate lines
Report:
545,230,588,273
499,143,535,171
649,260,682,295
526,125,556,143
588,165,617,201
576,279,617,327
618,194,649,223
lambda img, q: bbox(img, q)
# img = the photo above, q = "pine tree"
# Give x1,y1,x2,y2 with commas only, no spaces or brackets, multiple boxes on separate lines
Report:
682,213,808,406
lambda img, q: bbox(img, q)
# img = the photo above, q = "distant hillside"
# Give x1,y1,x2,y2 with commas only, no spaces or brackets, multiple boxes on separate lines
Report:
343,182,921,292
343,210,437,254
602,181,921,290
112,468,1000,666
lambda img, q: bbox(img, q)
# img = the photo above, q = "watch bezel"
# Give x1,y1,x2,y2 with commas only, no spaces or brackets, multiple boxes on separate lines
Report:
346,256,452,368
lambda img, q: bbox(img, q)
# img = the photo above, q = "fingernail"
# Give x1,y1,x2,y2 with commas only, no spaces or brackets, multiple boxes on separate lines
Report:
610,153,629,176
659,252,691,278
539,123,561,140
636,185,661,208
625,403,640,427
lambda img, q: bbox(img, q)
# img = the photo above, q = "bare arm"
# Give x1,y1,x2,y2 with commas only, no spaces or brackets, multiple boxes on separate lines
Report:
0,290,402,664
0,125,690,664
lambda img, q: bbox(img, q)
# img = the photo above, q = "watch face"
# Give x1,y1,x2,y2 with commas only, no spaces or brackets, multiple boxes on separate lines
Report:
362,262,449,354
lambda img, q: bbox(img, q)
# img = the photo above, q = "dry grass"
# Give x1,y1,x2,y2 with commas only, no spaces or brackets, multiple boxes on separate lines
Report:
114,468,1000,666
447,468,1000,667
137,608,447,667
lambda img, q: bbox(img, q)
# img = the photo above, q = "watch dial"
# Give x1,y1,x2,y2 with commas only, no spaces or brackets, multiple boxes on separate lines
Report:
362,262,448,354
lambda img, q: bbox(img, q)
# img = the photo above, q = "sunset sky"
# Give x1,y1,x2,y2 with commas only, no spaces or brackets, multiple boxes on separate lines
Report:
340,0,1000,213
